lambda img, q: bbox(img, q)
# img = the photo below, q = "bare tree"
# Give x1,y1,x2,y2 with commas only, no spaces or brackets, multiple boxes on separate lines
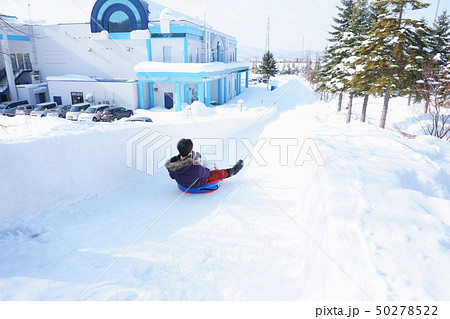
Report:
0,14,39,56
416,62,450,140
0,15,31,36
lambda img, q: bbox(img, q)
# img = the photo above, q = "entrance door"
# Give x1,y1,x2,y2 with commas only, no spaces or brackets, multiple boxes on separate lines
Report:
53,96,62,105
71,92,84,104
36,93,46,103
164,93,173,109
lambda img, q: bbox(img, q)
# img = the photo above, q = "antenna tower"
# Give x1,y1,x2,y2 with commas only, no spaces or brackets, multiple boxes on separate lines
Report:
265,15,270,53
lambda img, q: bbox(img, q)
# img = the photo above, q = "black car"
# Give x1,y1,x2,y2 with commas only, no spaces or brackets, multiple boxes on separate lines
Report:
100,107,134,122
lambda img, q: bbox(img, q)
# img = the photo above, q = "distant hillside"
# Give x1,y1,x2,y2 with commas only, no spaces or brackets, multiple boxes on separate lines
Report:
238,46,322,61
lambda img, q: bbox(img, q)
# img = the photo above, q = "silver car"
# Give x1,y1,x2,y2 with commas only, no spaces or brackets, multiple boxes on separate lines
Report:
30,102,57,117
46,105,71,118
15,104,35,116
0,100,29,116
78,104,110,122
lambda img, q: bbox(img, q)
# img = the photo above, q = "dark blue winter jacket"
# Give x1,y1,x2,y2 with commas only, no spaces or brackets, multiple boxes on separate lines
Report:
165,155,210,188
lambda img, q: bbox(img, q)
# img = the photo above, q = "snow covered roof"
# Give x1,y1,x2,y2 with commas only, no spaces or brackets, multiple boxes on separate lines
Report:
0,15,20,24
46,74,98,82
134,61,251,75
16,83,48,89
46,74,136,82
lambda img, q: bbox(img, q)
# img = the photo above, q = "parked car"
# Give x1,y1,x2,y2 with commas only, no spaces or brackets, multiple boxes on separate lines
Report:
15,104,35,116
0,100,29,116
30,102,57,117
46,105,71,118
78,104,110,122
66,103,91,121
125,116,153,123
100,107,134,122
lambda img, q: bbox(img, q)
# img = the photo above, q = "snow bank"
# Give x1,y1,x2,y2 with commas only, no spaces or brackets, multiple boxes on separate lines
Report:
185,101,216,117
1,76,449,301
0,126,142,220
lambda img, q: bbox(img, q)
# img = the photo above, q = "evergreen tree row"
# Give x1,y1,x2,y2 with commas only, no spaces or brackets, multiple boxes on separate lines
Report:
312,0,450,129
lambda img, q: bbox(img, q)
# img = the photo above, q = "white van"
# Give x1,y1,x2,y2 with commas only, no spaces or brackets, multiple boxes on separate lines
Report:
65,103,91,121
78,104,110,122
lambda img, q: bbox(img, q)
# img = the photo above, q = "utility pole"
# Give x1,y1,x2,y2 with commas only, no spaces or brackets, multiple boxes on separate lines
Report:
265,15,270,53
301,36,305,62
28,4,39,67
203,13,208,63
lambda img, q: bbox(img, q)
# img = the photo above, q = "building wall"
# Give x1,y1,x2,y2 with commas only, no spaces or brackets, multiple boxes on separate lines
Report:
0,42,4,70
16,83,49,105
210,79,219,103
227,74,236,100
6,38,32,59
0,29,34,101
150,38,184,63
47,80,138,108
33,24,149,80
153,82,174,108
187,38,203,63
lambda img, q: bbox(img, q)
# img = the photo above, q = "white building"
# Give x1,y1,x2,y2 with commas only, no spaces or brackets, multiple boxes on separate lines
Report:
0,15,44,103
1,0,250,110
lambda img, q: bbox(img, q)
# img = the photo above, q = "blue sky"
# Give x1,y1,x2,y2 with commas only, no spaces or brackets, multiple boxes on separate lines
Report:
3,0,448,51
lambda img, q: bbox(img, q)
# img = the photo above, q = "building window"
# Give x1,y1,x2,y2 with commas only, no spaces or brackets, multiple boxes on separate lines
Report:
188,43,192,63
24,53,32,70
10,54,18,71
163,46,172,63
10,53,32,71
91,0,148,33
108,11,131,33
196,48,200,63
17,54,24,70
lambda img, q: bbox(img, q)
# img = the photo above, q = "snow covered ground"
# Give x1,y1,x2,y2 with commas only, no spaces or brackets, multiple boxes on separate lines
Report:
0,76,449,301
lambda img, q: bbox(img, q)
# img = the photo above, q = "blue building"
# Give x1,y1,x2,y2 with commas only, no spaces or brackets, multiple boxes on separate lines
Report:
1,0,250,110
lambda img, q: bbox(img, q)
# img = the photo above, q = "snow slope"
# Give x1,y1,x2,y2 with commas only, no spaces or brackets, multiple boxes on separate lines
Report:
0,77,449,300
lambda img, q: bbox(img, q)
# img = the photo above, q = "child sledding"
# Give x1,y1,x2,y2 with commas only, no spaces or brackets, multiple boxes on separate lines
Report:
165,138,244,194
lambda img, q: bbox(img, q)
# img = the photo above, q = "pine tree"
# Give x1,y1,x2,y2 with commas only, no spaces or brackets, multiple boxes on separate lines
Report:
419,10,450,114
316,0,372,116
317,0,357,111
344,0,372,122
429,10,450,67
351,0,429,129
258,51,278,82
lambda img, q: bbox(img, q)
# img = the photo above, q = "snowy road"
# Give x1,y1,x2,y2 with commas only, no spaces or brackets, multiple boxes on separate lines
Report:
1,77,449,300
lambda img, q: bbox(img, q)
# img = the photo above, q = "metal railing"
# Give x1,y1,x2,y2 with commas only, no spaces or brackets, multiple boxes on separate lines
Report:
0,68,32,94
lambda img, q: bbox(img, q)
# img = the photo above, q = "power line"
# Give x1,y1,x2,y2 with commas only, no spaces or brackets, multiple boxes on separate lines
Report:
434,0,441,23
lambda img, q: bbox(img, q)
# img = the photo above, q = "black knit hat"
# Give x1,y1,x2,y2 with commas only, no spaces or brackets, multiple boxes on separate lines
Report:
177,138,193,157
